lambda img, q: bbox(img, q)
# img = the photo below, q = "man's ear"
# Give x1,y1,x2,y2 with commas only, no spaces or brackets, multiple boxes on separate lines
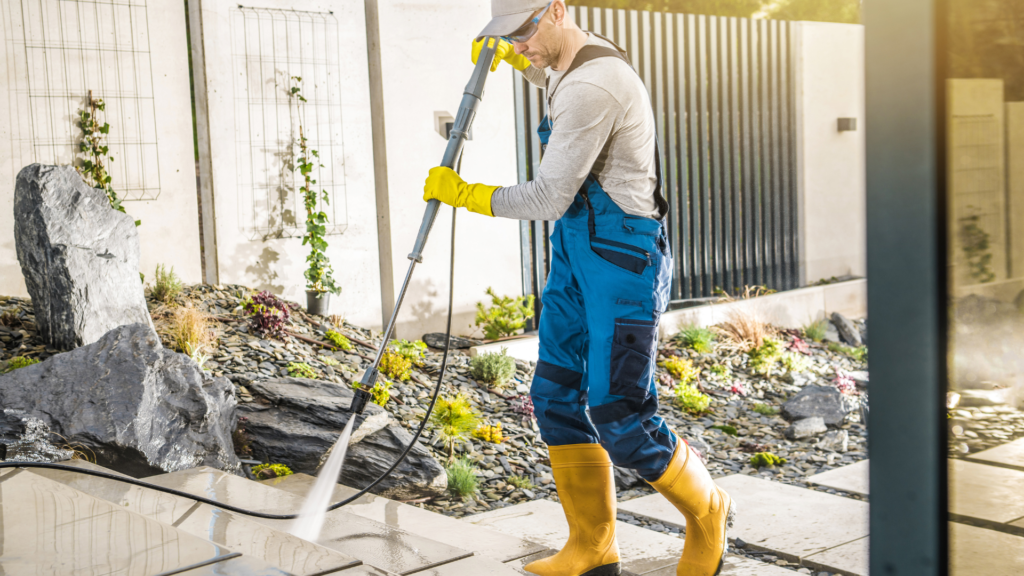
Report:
551,0,568,27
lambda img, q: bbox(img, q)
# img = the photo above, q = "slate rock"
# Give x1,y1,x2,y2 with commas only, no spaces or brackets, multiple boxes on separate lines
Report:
613,465,646,490
830,312,863,347
13,164,152,350
0,323,240,477
824,322,841,343
951,295,1024,391
339,425,447,500
816,429,850,453
238,377,389,474
423,333,482,350
782,385,859,426
786,417,827,440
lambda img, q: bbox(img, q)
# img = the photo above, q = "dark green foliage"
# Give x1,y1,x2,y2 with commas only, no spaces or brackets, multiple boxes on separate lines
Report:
958,212,995,284
675,325,716,353
711,424,738,436
750,452,787,468
445,457,479,501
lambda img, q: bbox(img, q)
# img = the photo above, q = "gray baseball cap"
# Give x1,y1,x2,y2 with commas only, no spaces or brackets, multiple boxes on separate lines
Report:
476,0,549,40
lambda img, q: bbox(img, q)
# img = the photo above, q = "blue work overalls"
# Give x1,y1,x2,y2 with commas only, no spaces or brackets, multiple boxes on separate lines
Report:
530,41,678,482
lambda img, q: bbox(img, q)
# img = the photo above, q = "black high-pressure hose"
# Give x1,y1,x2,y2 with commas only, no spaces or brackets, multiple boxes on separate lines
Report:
0,41,500,521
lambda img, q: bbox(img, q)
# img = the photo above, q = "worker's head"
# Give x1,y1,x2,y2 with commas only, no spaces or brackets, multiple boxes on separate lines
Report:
477,1,578,70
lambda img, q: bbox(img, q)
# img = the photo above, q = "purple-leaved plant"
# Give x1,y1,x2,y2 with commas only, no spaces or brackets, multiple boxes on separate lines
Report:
243,291,296,338
510,394,535,418
833,372,858,395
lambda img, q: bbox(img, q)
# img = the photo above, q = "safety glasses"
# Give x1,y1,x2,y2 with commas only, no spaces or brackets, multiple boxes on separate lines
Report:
501,2,552,44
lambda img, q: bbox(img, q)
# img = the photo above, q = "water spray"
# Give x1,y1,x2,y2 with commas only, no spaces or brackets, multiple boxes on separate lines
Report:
0,40,501,520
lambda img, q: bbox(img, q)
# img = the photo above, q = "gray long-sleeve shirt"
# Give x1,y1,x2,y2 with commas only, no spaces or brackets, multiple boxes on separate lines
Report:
491,33,659,221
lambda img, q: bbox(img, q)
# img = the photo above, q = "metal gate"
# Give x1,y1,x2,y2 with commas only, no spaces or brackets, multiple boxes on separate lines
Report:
516,7,799,320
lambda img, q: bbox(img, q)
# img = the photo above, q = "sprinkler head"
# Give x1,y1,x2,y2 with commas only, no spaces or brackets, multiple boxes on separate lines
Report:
349,388,372,415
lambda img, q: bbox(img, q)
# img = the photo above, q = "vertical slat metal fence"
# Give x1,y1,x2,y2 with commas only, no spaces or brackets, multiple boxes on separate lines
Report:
514,7,799,315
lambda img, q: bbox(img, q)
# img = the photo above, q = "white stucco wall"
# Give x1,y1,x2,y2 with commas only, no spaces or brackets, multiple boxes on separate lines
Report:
371,0,523,340
793,21,867,285
189,0,382,328
0,0,201,297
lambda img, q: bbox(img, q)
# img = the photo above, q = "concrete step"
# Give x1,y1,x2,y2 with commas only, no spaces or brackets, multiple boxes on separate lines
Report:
263,472,546,563
807,459,870,496
950,458,1024,525
29,459,366,576
143,466,476,575
951,522,1024,574
617,474,869,576
463,498,791,576
0,467,289,575
967,437,1024,471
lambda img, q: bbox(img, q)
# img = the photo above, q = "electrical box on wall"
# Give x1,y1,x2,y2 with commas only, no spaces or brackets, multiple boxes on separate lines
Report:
838,117,858,132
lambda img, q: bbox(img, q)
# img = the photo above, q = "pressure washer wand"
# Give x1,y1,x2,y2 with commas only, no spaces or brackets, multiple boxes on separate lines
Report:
352,39,499,410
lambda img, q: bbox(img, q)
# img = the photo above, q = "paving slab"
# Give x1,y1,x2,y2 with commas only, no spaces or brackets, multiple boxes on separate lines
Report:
807,460,870,496
640,554,805,576
145,466,473,575
950,459,1024,524
464,499,684,575
172,555,294,575
28,461,358,576
968,438,1024,471
0,469,239,575
618,474,868,560
951,522,1024,575
405,554,526,575
803,536,869,576
265,472,546,562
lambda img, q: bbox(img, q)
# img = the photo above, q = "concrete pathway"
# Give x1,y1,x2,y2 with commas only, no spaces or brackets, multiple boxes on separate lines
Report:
808,459,870,496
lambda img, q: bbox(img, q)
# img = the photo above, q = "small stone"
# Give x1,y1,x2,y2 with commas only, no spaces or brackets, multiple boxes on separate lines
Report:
786,417,827,440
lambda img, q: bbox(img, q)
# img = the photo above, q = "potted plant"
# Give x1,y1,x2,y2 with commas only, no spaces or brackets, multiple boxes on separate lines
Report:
290,76,340,315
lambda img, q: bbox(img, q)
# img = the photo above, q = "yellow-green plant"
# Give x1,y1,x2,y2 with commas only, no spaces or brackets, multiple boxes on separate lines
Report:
507,474,535,490
675,325,715,353
1,356,39,374
290,76,339,296
324,329,353,351
368,378,393,406
709,364,731,379
429,394,481,461
750,452,786,468
391,339,428,365
319,355,340,366
659,356,699,385
151,264,183,303
475,287,535,340
445,457,479,501
379,350,412,382
748,338,783,376
802,320,828,342
752,403,779,416
287,362,317,379
252,463,293,478
781,352,811,374
674,383,710,414
473,422,504,444
470,348,517,389
827,341,868,363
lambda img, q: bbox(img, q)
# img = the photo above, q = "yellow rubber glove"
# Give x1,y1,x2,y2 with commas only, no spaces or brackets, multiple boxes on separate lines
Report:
472,37,531,72
423,166,499,217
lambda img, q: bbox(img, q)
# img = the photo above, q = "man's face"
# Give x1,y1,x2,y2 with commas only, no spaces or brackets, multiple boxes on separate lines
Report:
510,2,563,69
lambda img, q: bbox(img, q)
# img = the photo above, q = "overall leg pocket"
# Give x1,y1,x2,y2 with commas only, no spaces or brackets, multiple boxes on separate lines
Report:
609,318,659,398
591,237,651,275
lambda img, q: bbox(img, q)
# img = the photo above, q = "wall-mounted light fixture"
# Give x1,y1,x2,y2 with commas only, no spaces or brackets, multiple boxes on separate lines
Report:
838,118,858,132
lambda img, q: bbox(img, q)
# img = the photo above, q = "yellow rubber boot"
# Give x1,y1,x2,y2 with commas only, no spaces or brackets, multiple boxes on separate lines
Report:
523,444,621,576
649,437,735,576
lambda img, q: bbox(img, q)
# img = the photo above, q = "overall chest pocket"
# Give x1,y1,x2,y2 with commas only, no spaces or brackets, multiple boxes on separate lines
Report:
609,318,659,398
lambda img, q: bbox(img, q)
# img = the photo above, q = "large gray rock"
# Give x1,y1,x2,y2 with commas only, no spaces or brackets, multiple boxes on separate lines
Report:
13,164,152,350
782,385,859,426
339,425,447,500
830,312,863,347
238,377,389,474
951,295,1024,393
785,417,827,440
0,324,241,477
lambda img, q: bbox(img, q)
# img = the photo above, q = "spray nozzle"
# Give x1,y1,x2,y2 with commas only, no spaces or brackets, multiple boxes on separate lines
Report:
349,388,372,415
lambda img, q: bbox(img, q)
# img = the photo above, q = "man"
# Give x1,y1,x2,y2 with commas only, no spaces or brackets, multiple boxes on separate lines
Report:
422,2,733,575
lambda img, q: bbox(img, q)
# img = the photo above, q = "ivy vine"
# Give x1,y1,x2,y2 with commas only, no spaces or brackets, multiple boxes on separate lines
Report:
76,90,139,226
289,76,339,296
958,210,995,284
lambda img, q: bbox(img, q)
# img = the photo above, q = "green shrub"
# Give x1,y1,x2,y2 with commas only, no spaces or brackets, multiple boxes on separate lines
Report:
827,341,868,363
750,452,787,468
391,339,427,365
752,403,779,416
674,383,710,414
781,352,811,374
475,287,535,340
429,394,481,461
287,362,317,379
252,463,293,478
660,356,699,385
1,356,39,374
445,457,479,501
470,348,517,389
675,325,715,353
507,475,535,490
151,264,183,303
802,320,828,343
379,350,412,382
324,330,353,351
748,338,783,376
709,364,731,379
